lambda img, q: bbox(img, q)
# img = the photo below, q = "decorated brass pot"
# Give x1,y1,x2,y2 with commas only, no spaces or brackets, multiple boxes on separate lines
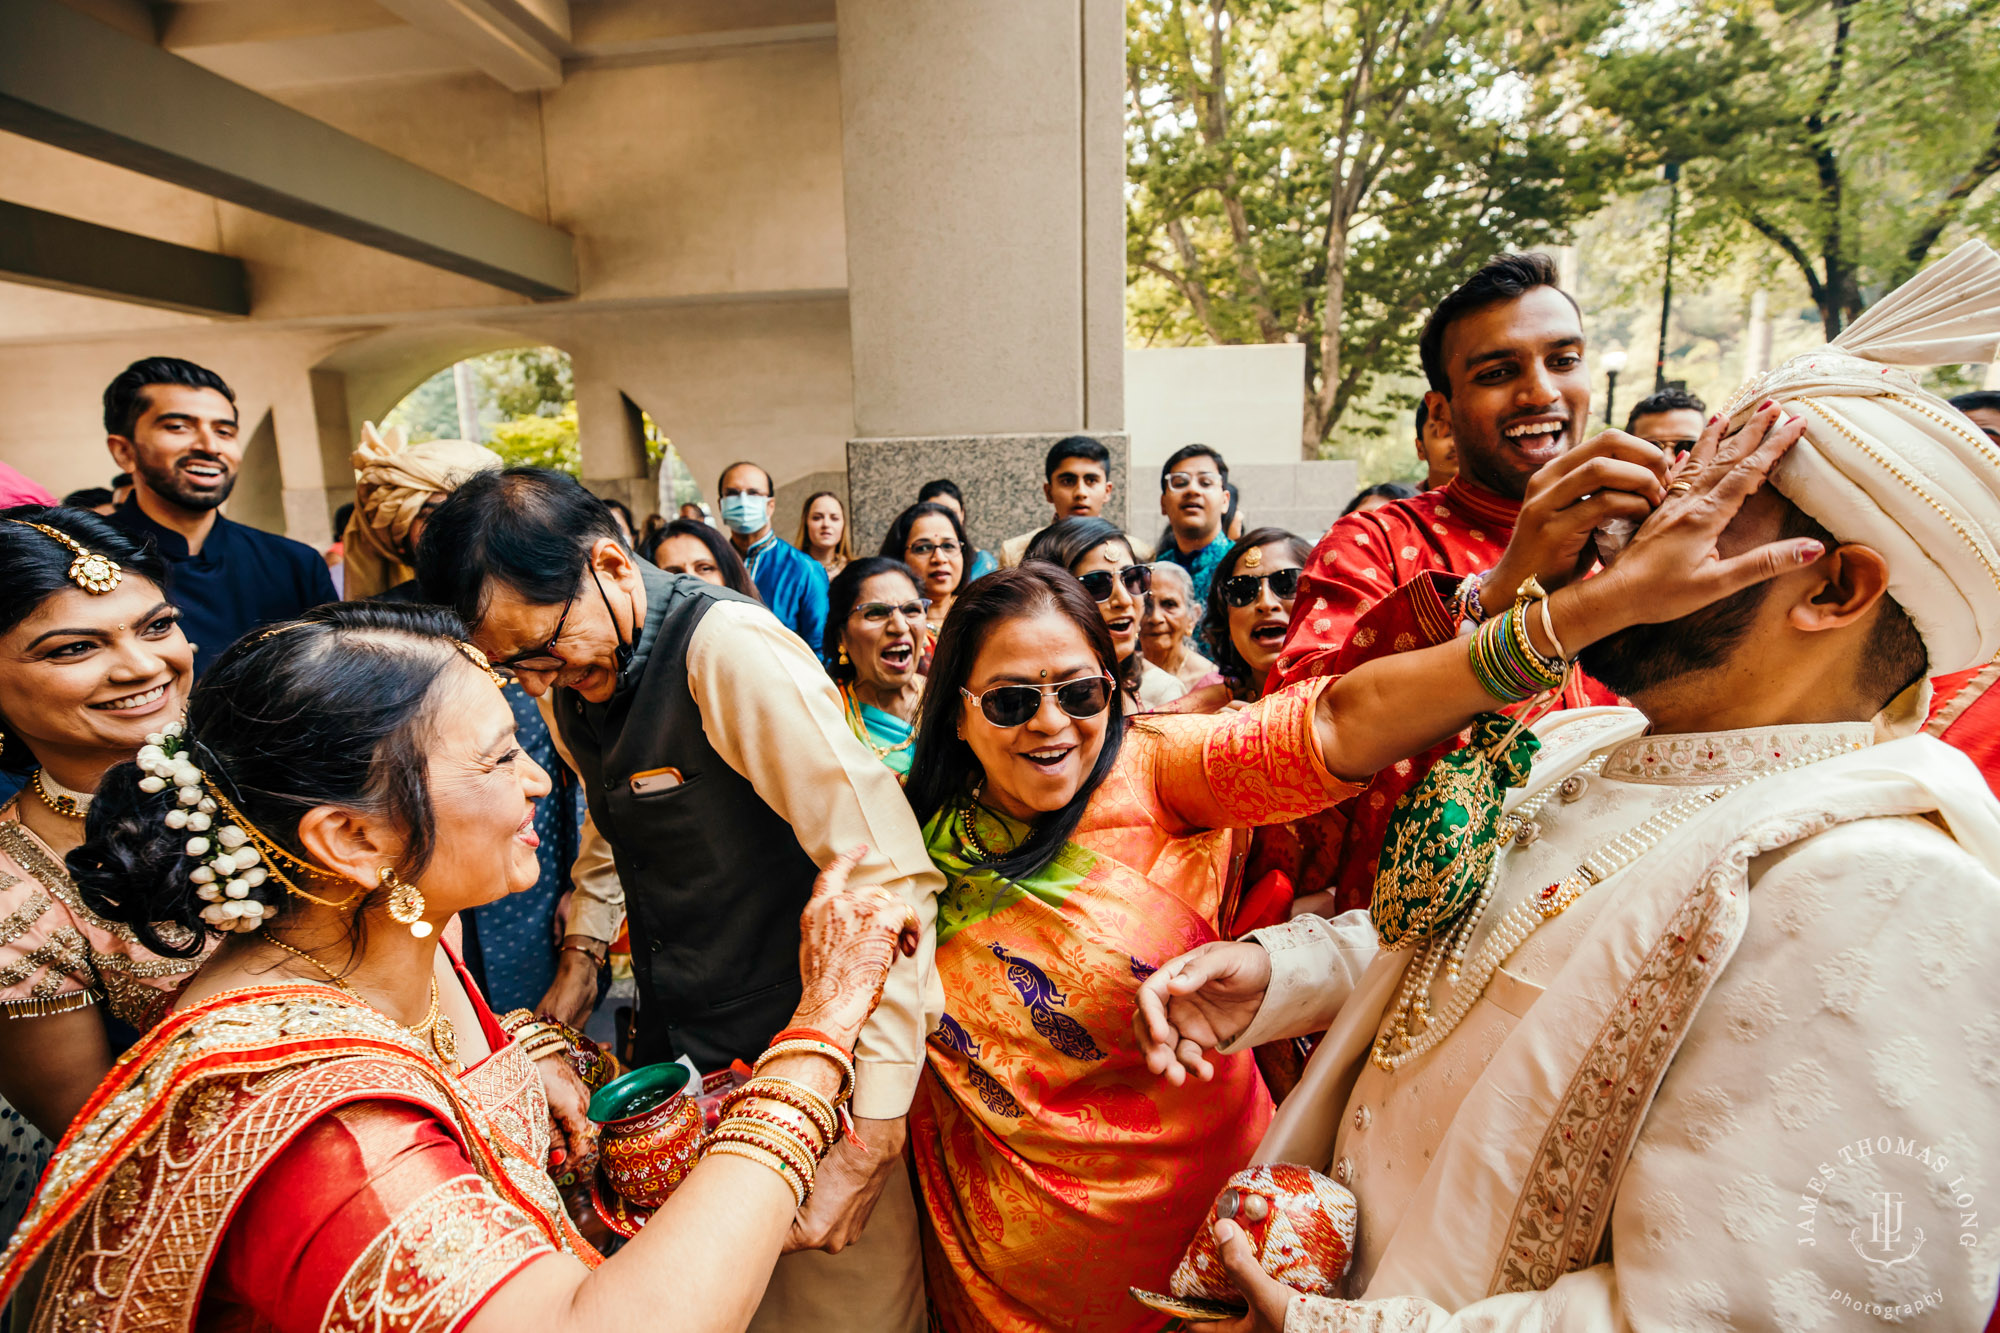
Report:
1132,1163,1359,1321
590,1062,704,1212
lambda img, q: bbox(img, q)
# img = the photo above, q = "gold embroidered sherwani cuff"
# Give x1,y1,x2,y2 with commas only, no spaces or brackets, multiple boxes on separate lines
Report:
1219,910,1380,1054
1286,1295,1443,1332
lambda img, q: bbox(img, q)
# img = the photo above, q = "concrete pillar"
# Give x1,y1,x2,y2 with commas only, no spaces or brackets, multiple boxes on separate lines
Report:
574,362,653,519
836,0,1129,550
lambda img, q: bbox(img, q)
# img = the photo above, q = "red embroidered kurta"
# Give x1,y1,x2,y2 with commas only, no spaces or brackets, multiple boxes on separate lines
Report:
1269,477,1616,913
1928,662,2000,797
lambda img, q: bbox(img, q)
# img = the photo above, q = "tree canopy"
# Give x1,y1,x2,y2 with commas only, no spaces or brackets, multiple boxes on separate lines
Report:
1584,0,2000,338
1127,0,1620,454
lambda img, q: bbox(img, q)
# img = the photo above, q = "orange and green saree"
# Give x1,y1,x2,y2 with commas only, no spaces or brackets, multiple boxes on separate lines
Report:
910,678,1361,1332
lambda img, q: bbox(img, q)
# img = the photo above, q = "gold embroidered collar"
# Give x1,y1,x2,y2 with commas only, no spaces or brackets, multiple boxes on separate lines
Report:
1599,721,1876,785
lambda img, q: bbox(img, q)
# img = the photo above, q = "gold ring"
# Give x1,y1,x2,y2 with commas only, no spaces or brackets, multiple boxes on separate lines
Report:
1666,481,1695,496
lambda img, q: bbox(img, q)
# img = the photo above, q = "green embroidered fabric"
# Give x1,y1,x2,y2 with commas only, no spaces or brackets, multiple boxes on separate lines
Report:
1369,713,1540,948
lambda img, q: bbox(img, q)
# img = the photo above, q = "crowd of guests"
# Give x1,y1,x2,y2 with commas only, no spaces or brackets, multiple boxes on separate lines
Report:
6,241,2000,1333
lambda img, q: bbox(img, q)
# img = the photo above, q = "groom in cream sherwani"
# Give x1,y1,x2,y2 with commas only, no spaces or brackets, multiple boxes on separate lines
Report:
1138,243,2000,1331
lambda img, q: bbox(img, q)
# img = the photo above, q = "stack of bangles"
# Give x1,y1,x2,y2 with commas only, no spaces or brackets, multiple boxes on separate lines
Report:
498,1010,623,1089
1467,578,1570,703
702,1028,857,1208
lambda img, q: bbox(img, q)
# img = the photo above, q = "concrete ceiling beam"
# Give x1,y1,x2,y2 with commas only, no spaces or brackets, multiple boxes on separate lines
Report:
373,0,572,91
0,0,578,300
0,198,250,316
567,0,834,67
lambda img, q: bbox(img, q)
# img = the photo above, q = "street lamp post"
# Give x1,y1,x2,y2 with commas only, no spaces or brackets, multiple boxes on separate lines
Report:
1601,346,1629,428
1655,162,1681,392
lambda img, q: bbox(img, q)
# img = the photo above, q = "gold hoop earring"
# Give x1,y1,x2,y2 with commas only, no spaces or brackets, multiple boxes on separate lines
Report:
380,866,433,939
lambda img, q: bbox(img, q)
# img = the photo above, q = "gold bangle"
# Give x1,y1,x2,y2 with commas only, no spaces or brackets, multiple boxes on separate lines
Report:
715,1117,820,1175
705,1140,806,1208
710,1124,818,1196
731,1098,833,1155
724,1077,837,1143
755,1040,856,1105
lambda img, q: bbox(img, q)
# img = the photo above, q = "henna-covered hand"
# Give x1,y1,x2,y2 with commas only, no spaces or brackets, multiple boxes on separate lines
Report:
792,845,921,1050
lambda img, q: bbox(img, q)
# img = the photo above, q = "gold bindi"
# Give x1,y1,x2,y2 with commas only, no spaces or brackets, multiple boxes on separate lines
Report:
11,520,121,594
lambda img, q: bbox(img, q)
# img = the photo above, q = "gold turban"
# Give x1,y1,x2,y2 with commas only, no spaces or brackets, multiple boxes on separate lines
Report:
1719,240,2000,675
342,422,503,600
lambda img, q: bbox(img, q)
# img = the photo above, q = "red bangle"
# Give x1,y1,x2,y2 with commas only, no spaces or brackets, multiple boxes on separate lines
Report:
772,1026,851,1052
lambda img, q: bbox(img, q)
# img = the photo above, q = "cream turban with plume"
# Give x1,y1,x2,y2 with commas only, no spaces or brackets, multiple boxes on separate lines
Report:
1718,240,2000,676
341,422,503,600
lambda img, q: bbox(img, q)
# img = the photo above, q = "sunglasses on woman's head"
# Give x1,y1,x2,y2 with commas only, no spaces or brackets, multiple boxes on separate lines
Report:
851,599,930,624
1221,567,1302,608
1076,564,1151,603
960,675,1114,728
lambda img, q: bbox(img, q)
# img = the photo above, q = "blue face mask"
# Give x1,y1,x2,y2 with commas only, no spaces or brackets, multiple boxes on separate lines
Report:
719,493,769,535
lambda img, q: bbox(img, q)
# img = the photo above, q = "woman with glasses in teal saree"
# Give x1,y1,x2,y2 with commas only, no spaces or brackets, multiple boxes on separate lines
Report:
824,557,930,780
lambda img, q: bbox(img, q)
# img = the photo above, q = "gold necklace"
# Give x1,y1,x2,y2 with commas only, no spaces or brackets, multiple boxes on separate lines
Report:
841,683,917,758
264,936,461,1072
30,769,88,820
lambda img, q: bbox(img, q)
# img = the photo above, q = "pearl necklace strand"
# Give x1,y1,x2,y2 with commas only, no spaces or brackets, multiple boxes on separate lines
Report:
1371,736,1867,1072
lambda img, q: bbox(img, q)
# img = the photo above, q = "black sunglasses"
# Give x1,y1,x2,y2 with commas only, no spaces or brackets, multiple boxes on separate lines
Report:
960,675,1115,728
1077,564,1151,603
1221,567,1302,608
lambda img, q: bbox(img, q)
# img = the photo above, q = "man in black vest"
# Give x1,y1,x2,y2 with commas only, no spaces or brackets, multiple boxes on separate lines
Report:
420,468,939,1332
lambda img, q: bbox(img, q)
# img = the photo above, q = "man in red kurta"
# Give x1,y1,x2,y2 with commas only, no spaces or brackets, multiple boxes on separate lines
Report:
1270,253,1670,914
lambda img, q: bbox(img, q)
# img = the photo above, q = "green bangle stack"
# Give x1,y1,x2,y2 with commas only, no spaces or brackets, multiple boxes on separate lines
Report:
1467,583,1568,703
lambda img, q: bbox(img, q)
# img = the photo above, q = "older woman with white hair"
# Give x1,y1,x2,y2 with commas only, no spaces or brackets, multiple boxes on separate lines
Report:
1139,559,1218,689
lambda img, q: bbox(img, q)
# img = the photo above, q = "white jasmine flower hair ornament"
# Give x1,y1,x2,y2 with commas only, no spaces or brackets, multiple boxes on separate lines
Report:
134,721,358,933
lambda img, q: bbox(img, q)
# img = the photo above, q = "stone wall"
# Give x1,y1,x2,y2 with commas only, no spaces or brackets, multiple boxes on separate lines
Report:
846,432,1132,556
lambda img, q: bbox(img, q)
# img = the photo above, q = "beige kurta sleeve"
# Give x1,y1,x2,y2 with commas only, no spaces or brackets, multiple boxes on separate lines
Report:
534,692,624,944
1216,911,1382,1054
1278,815,2000,1331
684,600,945,1119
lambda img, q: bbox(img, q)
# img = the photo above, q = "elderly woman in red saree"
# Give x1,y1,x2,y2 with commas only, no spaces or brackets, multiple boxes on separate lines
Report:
900,425,1824,1331
0,599,917,1333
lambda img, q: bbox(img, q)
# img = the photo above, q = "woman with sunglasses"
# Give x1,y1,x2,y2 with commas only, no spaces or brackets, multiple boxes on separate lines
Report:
1024,518,1188,712
1205,528,1313,703
824,557,929,779
880,501,970,638
901,561,1378,1332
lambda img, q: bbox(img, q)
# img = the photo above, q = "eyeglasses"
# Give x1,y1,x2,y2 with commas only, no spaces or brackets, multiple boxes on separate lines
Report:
908,540,962,558
1165,472,1223,492
1076,564,1151,603
1221,567,1303,608
720,486,770,498
495,583,582,671
960,675,1114,728
851,599,930,624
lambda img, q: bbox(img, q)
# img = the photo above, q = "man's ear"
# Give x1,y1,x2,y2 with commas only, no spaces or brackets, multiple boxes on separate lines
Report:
1423,389,1452,439
1159,489,1172,518
1787,543,1891,635
107,436,136,472
1044,478,1058,507
593,535,637,581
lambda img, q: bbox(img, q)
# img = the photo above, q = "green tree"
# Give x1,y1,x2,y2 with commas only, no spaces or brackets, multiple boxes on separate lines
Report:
1584,0,2000,338
487,404,581,474
1127,0,1620,455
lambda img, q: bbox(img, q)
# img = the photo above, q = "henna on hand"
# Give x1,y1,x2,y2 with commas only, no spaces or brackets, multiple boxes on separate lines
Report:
793,846,918,1048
